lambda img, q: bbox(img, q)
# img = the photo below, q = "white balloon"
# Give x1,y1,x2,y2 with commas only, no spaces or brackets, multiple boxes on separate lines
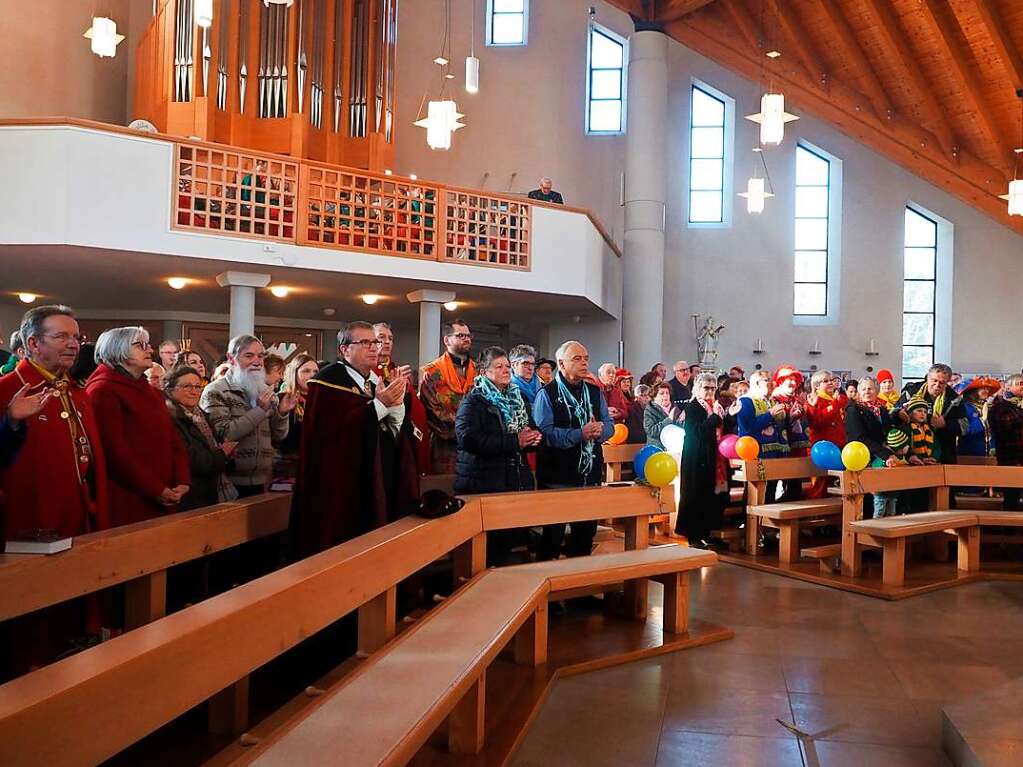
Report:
661,424,685,454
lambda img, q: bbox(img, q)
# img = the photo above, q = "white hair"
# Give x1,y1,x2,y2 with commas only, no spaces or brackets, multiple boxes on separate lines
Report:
598,363,616,376
95,326,149,368
693,372,717,389
555,340,584,363
227,333,261,359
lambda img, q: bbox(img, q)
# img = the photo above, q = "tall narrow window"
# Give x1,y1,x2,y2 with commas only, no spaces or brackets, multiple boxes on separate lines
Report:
688,84,727,224
586,24,626,134
793,145,831,316
903,207,938,381
486,0,528,46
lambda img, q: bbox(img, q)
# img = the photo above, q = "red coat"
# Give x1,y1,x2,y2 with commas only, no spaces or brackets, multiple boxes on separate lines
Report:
805,391,849,447
376,361,431,475
86,364,190,527
0,360,109,542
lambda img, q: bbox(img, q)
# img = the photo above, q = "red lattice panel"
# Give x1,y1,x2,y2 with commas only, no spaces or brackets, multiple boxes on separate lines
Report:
174,145,299,241
442,192,530,269
303,168,439,257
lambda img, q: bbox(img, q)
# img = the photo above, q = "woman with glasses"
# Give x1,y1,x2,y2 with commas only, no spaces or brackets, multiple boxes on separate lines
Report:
86,326,191,527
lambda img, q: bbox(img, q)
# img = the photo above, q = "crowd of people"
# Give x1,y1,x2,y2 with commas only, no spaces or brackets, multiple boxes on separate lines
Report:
1,302,1021,674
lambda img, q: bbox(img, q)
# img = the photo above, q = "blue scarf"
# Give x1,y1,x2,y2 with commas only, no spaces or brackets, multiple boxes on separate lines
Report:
511,373,542,405
474,375,529,434
555,372,596,477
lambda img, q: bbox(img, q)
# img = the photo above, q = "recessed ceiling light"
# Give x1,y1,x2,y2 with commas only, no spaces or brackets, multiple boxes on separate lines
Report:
304,333,313,337
384,169,393,175
167,277,188,290
17,293,37,304
410,173,418,180
766,50,781,59
434,56,448,66
443,301,459,311
362,294,380,305
270,285,290,298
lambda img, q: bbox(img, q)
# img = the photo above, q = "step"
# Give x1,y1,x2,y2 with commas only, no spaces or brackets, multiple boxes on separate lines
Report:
800,543,842,574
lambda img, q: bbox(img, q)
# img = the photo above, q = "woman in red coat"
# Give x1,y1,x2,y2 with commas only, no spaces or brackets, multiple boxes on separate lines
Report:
86,327,190,527
804,370,848,498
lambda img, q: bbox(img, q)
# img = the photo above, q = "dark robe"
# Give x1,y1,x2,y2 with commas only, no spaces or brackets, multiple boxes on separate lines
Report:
289,362,420,558
675,399,726,542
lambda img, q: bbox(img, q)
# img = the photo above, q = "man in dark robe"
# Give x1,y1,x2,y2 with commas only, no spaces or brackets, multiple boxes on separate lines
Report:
290,321,420,558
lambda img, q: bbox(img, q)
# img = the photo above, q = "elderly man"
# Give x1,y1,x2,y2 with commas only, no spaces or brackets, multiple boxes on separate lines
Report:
420,319,477,473
893,363,967,464
509,344,542,406
527,176,564,205
373,321,430,475
533,340,614,560
157,339,180,369
596,362,622,421
200,334,294,496
669,360,693,408
990,374,1023,510
291,321,419,556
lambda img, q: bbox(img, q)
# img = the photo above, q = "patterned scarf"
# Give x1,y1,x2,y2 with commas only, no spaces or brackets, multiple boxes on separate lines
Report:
555,372,596,477
860,398,884,419
511,373,542,405
909,422,935,459
436,353,476,395
178,402,239,503
474,374,529,434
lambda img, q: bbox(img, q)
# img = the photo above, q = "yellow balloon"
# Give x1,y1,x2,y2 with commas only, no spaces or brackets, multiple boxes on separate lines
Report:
841,441,871,472
644,452,679,488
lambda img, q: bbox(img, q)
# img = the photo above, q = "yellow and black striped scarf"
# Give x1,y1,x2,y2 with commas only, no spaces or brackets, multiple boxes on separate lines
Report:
909,422,935,458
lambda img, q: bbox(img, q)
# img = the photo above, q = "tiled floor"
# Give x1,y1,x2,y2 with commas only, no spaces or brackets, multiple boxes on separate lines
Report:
510,565,1023,767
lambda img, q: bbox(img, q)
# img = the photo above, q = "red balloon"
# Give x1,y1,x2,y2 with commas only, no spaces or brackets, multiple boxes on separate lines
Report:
735,436,761,461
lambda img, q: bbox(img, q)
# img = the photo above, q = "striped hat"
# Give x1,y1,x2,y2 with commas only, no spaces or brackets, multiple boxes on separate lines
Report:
905,397,931,415
887,428,910,450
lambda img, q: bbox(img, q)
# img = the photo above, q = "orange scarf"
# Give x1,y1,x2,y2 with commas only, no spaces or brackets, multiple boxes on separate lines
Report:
436,353,476,395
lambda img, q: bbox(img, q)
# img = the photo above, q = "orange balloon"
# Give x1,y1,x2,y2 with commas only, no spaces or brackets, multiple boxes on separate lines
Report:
607,423,629,445
735,435,761,461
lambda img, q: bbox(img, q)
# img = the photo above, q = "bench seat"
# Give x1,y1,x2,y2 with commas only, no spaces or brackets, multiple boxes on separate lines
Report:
747,498,842,563
749,498,843,521
975,510,1023,526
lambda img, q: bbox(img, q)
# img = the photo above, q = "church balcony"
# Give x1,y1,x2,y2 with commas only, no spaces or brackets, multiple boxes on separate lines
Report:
0,119,622,320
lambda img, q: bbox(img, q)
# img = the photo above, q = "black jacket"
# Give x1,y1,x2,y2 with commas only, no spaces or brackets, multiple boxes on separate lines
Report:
454,389,535,494
168,401,231,510
669,378,692,409
844,402,893,462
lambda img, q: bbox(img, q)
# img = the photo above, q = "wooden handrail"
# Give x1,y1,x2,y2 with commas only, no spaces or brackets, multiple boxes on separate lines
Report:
0,117,622,259
0,493,289,623
943,464,1023,488
830,465,947,494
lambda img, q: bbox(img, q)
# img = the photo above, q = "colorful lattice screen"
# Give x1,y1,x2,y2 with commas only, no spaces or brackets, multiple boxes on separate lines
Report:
441,191,530,269
301,167,440,257
173,145,299,241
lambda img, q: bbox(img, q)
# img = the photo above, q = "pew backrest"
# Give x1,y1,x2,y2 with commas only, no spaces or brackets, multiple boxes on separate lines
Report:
732,457,828,482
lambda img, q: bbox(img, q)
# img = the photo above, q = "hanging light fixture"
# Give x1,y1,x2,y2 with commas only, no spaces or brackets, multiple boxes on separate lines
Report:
415,100,465,150
195,0,214,28
465,0,480,94
744,1,797,146
738,148,775,214
83,17,124,58
1000,90,1023,216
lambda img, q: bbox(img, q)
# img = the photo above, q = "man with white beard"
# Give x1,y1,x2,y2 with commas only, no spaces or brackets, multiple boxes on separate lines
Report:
200,334,295,497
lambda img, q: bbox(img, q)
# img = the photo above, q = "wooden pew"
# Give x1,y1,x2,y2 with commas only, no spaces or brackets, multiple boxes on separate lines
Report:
602,443,643,482
943,464,1023,542
731,457,830,507
848,512,980,587
746,498,843,563
247,547,718,766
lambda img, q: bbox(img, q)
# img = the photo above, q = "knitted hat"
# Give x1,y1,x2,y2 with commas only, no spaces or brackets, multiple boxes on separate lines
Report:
887,428,909,450
905,398,931,415
877,369,894,385
772,365,804,390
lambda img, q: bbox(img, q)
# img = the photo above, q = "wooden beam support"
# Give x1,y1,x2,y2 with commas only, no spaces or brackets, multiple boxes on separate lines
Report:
814,0,893,121
655,0,716,24
919,0,1013,166
971,0,1023,94
719,0,759,51
860,0,957,156
766,0,827,89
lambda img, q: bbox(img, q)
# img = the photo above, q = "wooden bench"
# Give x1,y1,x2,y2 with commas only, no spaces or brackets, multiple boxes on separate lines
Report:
247,547,717,765
974,510,1023,545
849,511,980,587
746,498,843,563
602,443,643,482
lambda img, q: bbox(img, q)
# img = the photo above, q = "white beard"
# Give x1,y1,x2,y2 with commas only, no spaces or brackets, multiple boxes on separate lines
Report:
227,365,270,407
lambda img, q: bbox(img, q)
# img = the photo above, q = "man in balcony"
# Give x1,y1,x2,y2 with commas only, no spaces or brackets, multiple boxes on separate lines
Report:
527,177,564,205
420,320,477,474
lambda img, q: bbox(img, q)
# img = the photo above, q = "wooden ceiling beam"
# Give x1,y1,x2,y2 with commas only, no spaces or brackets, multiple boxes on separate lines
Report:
663,17,1019,235
602,0,651,21
654,0,716,24
918,0,1013,168
766,0,828,90
813,0,893,121
719,0,760,52
971,0,1023,95
860,0,957,157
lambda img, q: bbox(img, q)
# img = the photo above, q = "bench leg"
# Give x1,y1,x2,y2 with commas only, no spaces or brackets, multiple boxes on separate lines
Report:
208,677,250,736
658,572,689,635
607,463,622,482
881,539,907,587
957,526,980,573
929,485,950,511
841,496,864,577
623,515,650,620
453,532,487,583
514,601,548,666
778,522,799,564
357,586,397,655
746,513,761,555
849,537,864,578
124,569,167,630
448,671,486,754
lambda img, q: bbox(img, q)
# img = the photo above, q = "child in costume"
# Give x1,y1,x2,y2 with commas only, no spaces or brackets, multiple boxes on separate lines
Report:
876,369,900,409
905,399,941,464
870,428,911,517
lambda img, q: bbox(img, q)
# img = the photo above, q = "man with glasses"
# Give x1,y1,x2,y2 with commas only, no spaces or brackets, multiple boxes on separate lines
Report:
419,319,477,474
290,321,420,557
0,304,110,675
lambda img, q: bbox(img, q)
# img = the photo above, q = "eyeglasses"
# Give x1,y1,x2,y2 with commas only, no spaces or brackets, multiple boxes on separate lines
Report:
174,383,204,391
132,341,153,350
42,333,84,345
450,333,473,340
346,339,383,348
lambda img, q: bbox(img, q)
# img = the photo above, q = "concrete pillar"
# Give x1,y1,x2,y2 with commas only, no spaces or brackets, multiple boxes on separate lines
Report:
622,30,668,371
406,289,455,370
216,271,271,339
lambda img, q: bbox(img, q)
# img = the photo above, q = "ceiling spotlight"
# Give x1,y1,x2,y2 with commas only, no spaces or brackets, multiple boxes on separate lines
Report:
766,50,781,59
443,301,459,311
167,277,188,290
384,169,393,176
434,56,449,66
322,307,336,317
362,294,380,305
270,286,290,298
17,293,37,304
410,173,418,180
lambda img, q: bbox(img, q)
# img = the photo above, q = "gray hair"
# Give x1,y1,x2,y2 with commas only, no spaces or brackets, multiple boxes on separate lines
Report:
478,346,508,372
9,330,23,353
928,363,953,378
337,321,374,347
810,370,833,390
1006,374,1023,387
540,176,552,185
555,340,585,363
19,304,75,345
693,372,718,389
634,384,650,397
597,362,616,377
858,376,878,389
95,326,149,368
372,322,392,333
509,344,537,364
228,333,261,359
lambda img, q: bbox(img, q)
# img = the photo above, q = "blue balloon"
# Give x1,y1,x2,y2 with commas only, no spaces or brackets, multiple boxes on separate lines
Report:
811,440,844,471
633,445,663,481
